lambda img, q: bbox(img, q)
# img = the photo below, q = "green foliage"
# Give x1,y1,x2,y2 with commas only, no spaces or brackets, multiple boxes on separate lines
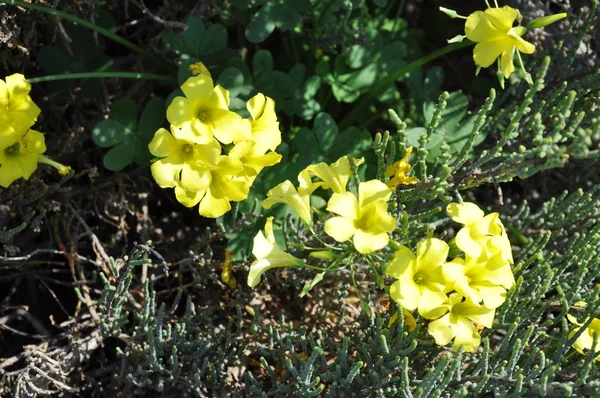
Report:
92,97,165,171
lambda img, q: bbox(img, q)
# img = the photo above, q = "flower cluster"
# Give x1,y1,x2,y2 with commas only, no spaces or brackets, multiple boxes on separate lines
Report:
148,64,282,218
441,3,566,86
567,302,600,361
386,202,514,351
0,74,70,188
249,154,399,285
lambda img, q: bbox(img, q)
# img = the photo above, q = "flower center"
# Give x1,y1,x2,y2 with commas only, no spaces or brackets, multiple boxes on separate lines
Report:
197,111,208,122
4,143,20,156
413,273,424,284
182,144,193,154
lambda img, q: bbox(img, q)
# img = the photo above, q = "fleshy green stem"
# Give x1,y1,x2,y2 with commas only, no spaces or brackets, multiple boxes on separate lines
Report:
338,40,474,130
27,72,177,84
1,0,174,72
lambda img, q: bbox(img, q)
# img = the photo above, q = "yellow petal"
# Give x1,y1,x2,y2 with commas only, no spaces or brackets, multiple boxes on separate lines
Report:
167,97,196,128
455,228,482,259
484,6,518,32
465,10,504,42
418,289,450,319
446,202,485,225
324,216,356,243
428,314,454,346
389,279,421,312
148,128,178,157
386,246,416,279
358,180,392,208
326,191,359,221
473,36,513,68
452,316,481,352
174,185,204,207
181,75,214,107
501,48,516,79
353,229,389,254
416,238,449,270
180,163,211,192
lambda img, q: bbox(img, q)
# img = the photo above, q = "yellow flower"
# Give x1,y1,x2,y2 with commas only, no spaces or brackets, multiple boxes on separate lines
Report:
262,170,322,225
228,139,282,185
241,93,282,154
166,74,247,145
384,146,418,188
247,216,304,288
306,155,364,194
148,126,221,192
443,253,514,309
447,202,513,263
567,303,600,361
324,180,396,254
174,153,250,218
465,6,535,79
386,239,454,317
0,129,46,187
427,293,495,352
0,74,41,133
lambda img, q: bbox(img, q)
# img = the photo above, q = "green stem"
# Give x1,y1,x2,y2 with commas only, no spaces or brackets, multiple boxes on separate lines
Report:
27,72,177,84
1,0,174,72
338,41,474,130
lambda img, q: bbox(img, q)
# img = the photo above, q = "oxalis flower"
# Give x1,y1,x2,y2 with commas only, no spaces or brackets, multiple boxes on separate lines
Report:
166,74,246,145
306,155,364,194
324,180,396,254
447,202,513,264
247,216,304,288
262,170,322,226
0,74,41,132
465,6,535,79
148,126,221,192
443,253,514,309
567,302,600,361
441,4,566,84
386,238,455,317
384,146,418,188
427,293,495,352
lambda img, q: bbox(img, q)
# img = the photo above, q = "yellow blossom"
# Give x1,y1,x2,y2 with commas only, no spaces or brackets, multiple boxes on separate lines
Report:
465,6,535,79
0,74,41,133
262,170,322,225
447,202,513,263
386,238,454,317
443,253,514,309
305,155,364,194
174,153,250,218
247,217,304,288
324,180,396,254
241,93,282,153
567,303,600,361
166,74,247,145
384,146,418,188
427,293,495,352
148,126,221,191
0,129,46,187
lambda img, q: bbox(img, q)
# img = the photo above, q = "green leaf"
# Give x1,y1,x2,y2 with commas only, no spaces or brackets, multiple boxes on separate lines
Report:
300,272,325,298
92,120,130,148
138,97,166,141
328,127,373,161
200,24,227,54
373,0,388,7
110,99,138,134
103,140,135,171
253,50,274,80
183,17,206,54
314,112,338,154
93,98,165,171
270,3,301,29
245,5,276,43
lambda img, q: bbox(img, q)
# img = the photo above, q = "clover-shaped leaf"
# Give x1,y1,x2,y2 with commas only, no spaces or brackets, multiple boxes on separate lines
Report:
92,97,165,171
